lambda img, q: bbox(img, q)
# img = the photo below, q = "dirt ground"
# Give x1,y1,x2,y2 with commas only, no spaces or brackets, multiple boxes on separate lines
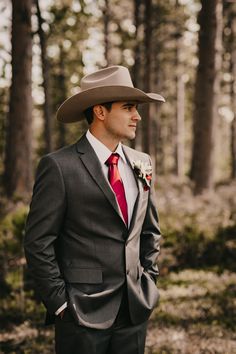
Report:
1,269,236,354
145,270,236,354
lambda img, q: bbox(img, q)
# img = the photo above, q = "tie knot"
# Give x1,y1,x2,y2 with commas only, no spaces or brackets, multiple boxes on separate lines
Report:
106,153,120,166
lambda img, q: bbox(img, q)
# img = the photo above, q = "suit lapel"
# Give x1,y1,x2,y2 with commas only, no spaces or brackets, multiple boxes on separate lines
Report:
122,146,144,235
76,134,124,225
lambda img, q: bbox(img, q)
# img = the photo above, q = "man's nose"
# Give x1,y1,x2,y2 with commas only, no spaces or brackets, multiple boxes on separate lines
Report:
132,109,141,121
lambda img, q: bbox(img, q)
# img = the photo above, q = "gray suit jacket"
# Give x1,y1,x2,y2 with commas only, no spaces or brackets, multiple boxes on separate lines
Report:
24,134,161,329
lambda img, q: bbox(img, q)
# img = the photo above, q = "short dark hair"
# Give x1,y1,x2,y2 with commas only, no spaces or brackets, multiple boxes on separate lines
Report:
84,102,114,125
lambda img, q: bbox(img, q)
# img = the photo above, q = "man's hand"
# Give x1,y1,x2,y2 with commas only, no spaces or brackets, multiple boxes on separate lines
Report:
59,309,65,319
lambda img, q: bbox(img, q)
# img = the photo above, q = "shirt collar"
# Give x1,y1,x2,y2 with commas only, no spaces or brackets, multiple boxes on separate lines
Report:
86,130,127,165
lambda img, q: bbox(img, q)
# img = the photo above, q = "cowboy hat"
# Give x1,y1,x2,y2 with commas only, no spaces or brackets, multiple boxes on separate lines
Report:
56,65,165,123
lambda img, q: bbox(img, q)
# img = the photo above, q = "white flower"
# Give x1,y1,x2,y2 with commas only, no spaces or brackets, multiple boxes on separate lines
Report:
132,160,152,190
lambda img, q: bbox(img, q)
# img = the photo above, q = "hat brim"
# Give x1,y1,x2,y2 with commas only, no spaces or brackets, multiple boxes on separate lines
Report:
56,85,165,123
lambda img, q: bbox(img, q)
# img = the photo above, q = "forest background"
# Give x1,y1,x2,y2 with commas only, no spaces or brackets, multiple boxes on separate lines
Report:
0,0,236,353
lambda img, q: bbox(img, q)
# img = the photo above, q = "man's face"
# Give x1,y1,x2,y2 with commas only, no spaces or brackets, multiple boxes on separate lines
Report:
102,101,141,141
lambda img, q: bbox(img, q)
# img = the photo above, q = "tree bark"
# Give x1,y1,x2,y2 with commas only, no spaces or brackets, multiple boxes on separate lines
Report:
142,0,152,154
190,0,223,194
131,0,142,149
56,44,67,149
230,2,236,178
103,0,111,66
174,0,185,178
35,0,53,153
176,75,185,178
132,0,142,88
4,0,33,198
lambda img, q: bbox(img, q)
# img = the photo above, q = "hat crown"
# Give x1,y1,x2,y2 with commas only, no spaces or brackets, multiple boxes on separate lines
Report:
81,65,134,91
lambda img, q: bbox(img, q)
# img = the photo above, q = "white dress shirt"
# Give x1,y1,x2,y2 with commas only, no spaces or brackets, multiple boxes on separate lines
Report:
55,130,138,315
86,129,138,226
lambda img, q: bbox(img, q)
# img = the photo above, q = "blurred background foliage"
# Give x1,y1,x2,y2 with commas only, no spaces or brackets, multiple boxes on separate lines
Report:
0,0,236,353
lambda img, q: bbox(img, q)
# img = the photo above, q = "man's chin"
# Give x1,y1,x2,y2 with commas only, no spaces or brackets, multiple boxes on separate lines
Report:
126,132,136,140
120,132,136,143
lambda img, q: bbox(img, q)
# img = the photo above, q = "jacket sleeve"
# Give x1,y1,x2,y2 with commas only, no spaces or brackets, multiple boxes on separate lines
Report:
140,157,162,283
24,155,67,314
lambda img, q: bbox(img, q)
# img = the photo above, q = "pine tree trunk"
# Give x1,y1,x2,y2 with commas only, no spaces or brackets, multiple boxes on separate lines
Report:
131,0,142,149
230,2,236,178
190,0,223,194
174,0,185,178
104,0,110,66
142,0,152,154
4,0,33,198
176,75,185,178
35,0,53,153
152,19,165,176
56,44,67,149
132,0,142,88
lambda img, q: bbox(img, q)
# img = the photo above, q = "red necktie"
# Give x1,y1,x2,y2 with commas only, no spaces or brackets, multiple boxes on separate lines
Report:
106,153,128,226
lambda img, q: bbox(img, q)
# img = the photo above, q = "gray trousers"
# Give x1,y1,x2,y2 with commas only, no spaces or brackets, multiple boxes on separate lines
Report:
55,292,148,354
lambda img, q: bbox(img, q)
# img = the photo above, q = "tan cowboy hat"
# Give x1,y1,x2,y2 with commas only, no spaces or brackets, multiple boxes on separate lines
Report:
56,65,165,123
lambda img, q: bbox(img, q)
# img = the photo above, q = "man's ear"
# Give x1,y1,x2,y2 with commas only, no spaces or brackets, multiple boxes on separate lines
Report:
93,105,106,121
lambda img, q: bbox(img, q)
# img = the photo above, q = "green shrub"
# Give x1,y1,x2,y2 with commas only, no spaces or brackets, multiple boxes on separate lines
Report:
202,225,236,272
0,205,28,300
161,224,236,272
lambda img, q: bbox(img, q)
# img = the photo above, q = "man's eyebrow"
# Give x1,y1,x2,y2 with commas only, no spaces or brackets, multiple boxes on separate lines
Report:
121,102,138,108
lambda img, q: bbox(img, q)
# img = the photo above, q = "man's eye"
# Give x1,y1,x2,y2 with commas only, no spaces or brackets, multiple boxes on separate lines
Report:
124,105,138,111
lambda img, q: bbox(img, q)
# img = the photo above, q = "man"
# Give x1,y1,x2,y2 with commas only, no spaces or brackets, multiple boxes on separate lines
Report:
24,65,165,354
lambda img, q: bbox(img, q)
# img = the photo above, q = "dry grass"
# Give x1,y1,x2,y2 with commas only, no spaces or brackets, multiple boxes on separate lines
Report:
146,269,236,354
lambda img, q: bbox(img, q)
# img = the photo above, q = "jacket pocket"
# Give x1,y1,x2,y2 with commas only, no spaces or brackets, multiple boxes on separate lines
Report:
63,267,103,284
137,263,144,280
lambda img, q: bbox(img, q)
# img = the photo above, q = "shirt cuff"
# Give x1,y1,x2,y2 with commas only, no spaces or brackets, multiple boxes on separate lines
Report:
55,302,67,315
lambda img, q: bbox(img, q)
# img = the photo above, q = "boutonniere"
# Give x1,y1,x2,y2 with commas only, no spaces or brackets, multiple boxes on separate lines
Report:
132,160,152,191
